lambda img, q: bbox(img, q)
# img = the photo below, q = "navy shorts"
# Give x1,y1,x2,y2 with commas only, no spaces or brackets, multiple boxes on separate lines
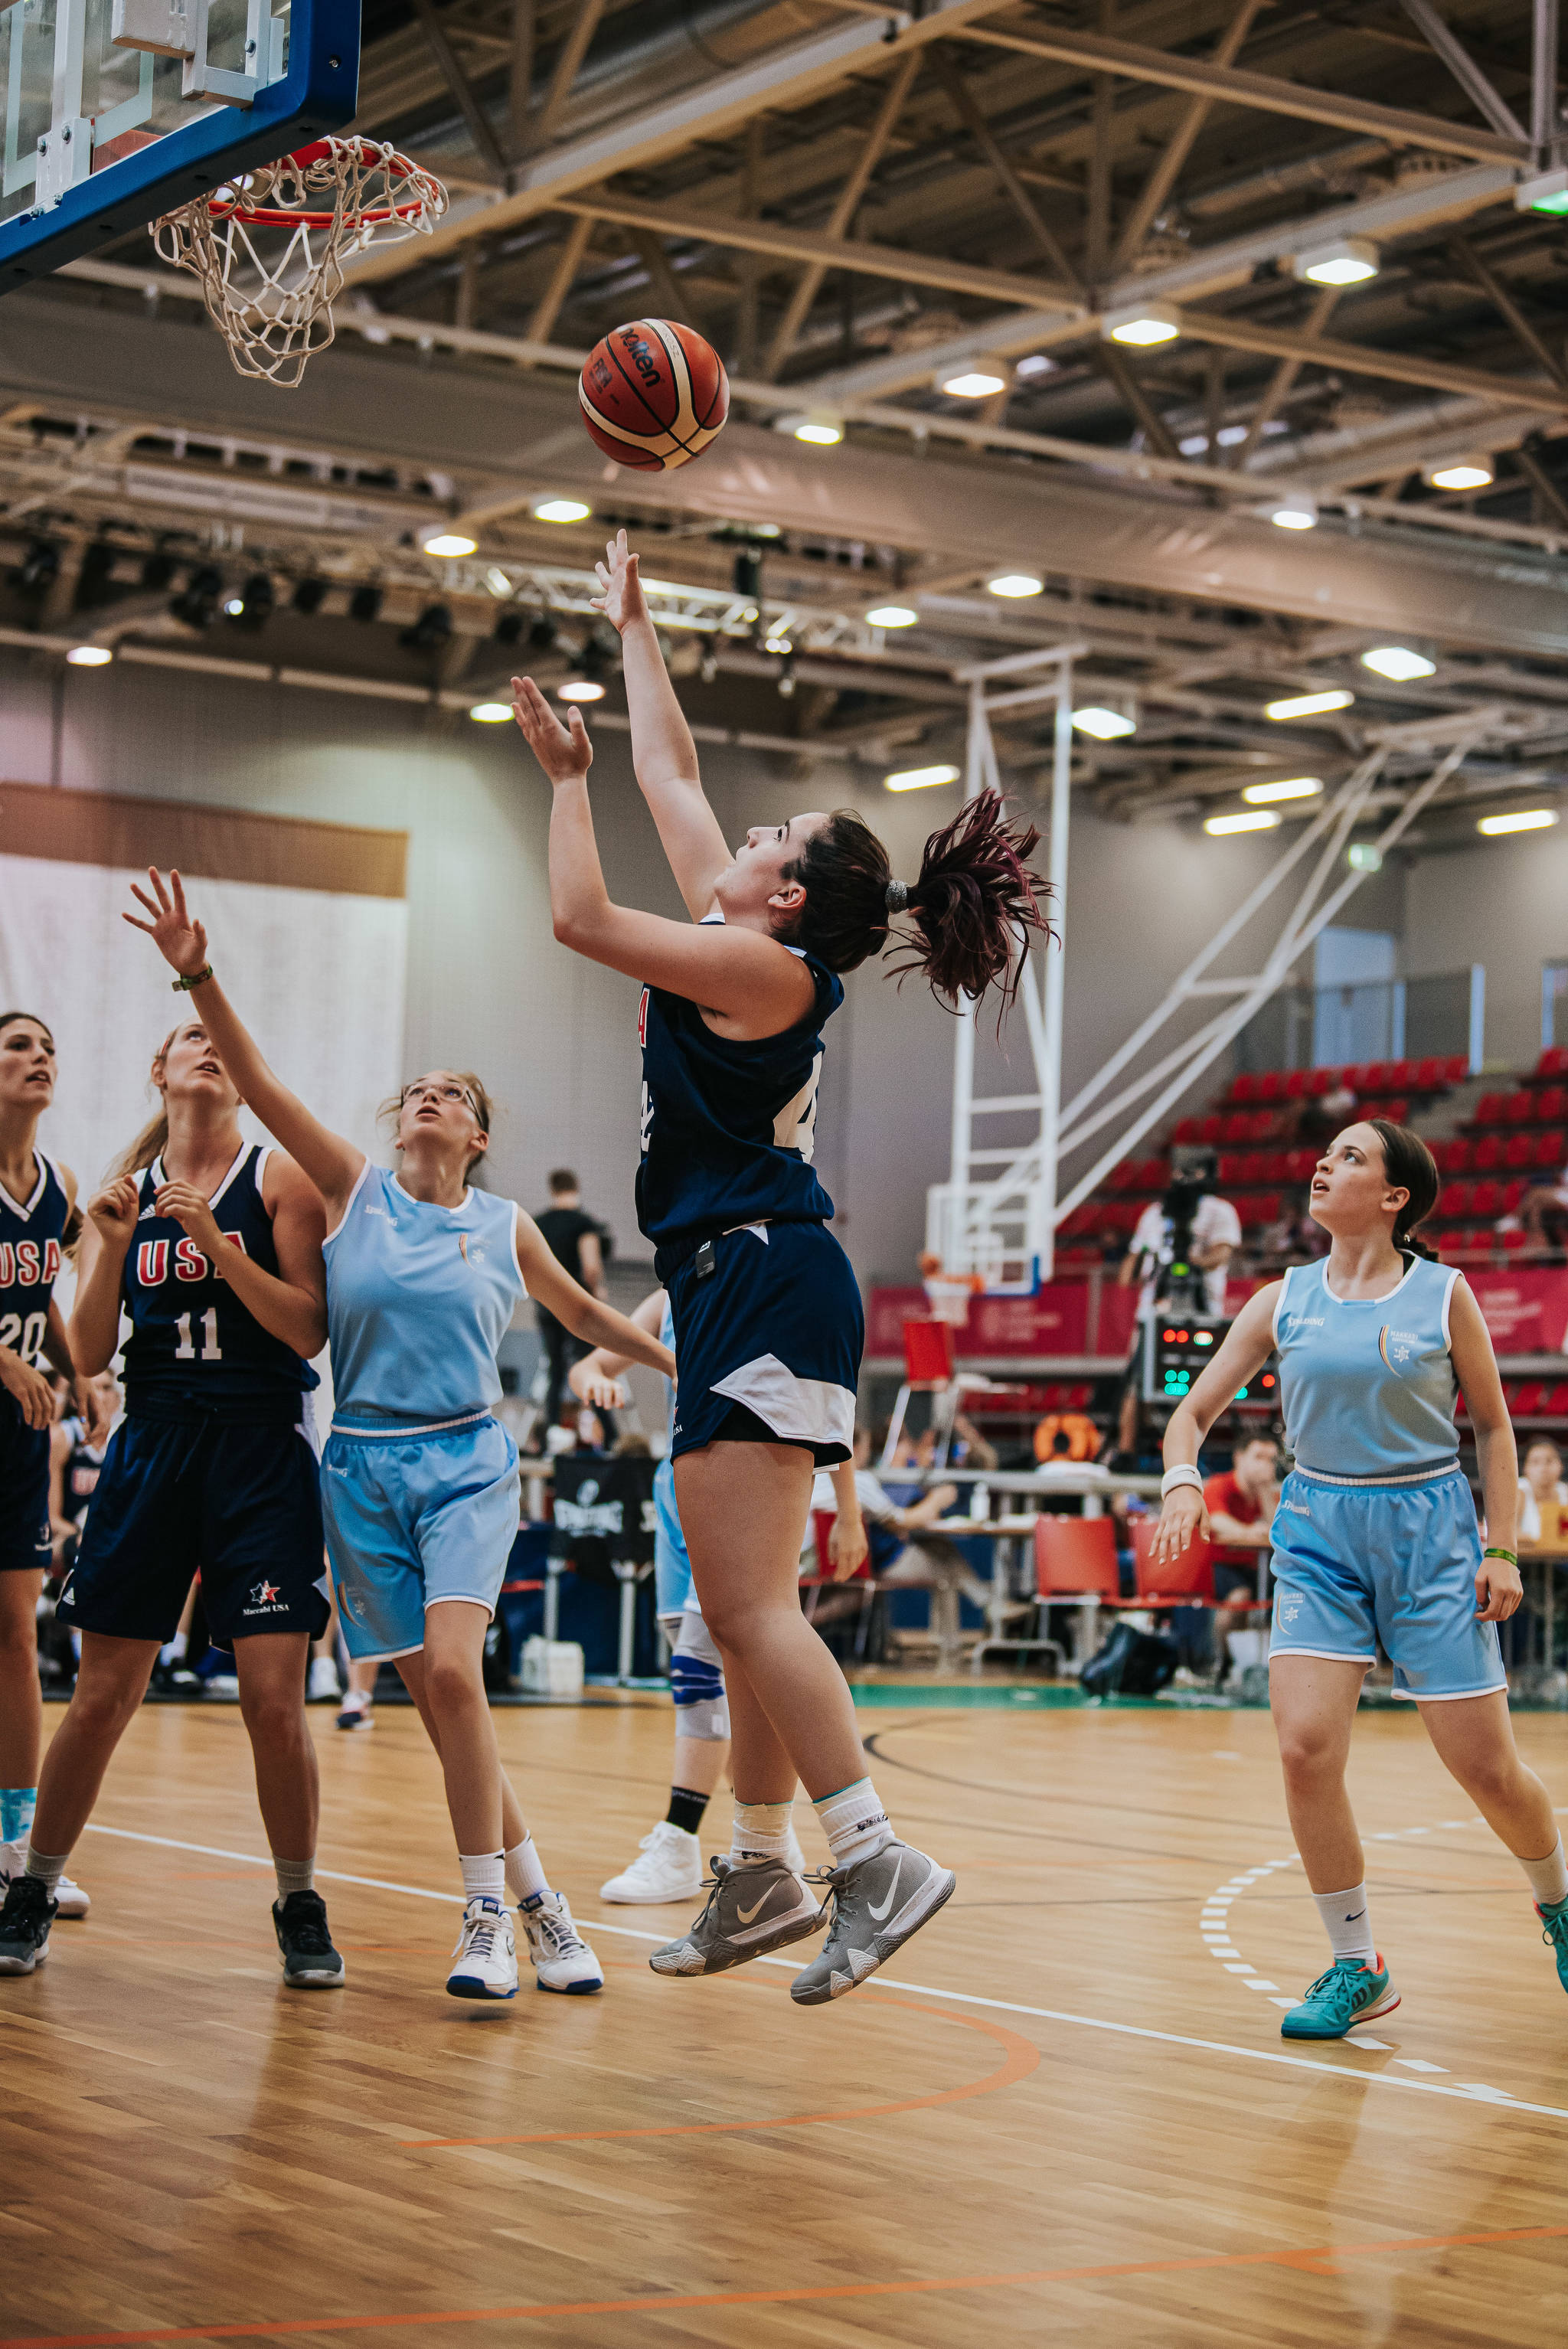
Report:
58,1412,330,1647
658,1220,862,1465
0,1400,50,1573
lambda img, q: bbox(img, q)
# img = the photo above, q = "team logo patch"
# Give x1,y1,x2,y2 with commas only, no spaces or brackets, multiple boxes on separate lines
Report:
458,1233,485,1265
245,1578,286,1615
1379,1325,1419,1368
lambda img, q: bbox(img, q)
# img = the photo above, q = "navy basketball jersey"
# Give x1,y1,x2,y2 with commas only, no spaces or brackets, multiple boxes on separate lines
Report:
0,1150,69,1373
121,1142,318,1420
635,931,844,1249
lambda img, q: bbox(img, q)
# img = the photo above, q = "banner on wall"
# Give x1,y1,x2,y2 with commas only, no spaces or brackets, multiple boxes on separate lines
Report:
867,1282,1142,1360
1462,1268,1568,1356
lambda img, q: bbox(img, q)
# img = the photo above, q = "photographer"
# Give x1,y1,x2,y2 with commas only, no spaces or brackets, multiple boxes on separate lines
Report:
1118,1148,1241,1320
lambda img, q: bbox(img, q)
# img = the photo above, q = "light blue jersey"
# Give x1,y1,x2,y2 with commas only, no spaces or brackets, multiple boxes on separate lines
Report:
324,1162,524,1423
1272,1253,1461,1478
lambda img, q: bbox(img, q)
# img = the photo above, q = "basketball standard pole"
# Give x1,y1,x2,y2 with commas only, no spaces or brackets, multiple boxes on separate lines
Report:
1035,665,1073,1285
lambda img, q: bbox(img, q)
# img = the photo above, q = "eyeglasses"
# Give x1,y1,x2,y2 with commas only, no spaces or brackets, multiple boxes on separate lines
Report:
400,1080,482,1122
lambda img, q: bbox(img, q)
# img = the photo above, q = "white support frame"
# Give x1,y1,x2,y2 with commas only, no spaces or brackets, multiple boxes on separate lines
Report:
929,705,1501,1289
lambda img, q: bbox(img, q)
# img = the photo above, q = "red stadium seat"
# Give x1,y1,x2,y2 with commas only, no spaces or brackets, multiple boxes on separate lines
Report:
1131,1519,1214,1606
1284,1148,1316,1181
1363,1062,1392,1093
1470,1180,1502,1219
1231,1073,1260,1104
1308,1067,1335,1096
1544,1384,1568,1416
1438,1181,1472,1218
1415,1057,1446,1092
1504,1134,1534,1171
1107,1159,1135,1191
1381,1098,1408,1125
1283,1070,1308,1100
1221,1112,1250,1145
1502,1178,1528,1211
1035,1515,1119,1602
1536,1086,1565,1123
1504,1091,1534,1124
1513,1384,1547,1419
1258,1072,1285,1103
1473,1134,1504,1171
1247,1112,1276,1142
1503,1228,1529,1253
1444,1054,1469,1083
1537,1047,1568,1081
1172,1117,1202,1145
1537,1131,1566,1169
1473,1093,1506,1126
1392,1060,1420,1090
1438,1230,1467,1258
1446,1138,1475,1174
1199,1116,1223,1145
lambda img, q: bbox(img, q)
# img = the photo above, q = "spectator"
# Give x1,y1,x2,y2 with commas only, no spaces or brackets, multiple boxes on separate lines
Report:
1119,1156,1243,1318
808,1428,998,1661
1293,1075,1357,1148
1514,1162,1568,1257
912,1413,998,1476
534,1168,609,1428
1519,1437,1568,1546
1204,1434,1280,1677
1263,1190,1330,1266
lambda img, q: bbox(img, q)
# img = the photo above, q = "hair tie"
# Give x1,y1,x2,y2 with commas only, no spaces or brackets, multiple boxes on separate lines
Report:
885,878,908,913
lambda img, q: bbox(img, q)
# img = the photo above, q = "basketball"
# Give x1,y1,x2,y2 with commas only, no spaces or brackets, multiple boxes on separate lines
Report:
578,318,729,471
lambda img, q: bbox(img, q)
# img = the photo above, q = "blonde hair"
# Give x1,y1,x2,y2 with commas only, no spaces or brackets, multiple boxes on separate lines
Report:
378,1070,496,1184
107,1026,180,1183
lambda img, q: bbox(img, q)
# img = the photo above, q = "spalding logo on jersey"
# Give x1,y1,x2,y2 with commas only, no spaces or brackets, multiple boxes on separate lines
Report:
0,1239,61,1286
136,1233,248,1285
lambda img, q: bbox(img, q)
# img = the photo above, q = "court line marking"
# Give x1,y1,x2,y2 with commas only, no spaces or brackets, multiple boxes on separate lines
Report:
403,1997,1040,2147
6,2223,1568,2348
79,1824,1568,2125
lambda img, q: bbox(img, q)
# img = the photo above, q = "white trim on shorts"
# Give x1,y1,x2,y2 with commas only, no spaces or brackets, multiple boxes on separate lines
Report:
1391,1679,1509,1702
1269,1646,1377,1666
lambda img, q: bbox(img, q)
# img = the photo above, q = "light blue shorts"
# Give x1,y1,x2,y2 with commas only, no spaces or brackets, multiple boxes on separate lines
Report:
653,1455,699,1619
1269,1462,1506,1702
320,1411,521,1661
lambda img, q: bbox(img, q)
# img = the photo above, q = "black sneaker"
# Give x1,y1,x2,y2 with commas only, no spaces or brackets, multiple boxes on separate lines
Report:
272,1890,345,1988
0,1874,57,1975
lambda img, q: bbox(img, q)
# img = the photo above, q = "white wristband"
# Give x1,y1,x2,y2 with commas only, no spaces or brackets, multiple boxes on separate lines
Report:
1161,1464,1204,1499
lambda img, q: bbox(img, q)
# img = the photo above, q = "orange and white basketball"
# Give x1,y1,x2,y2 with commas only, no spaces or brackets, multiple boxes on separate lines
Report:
578,318,730,472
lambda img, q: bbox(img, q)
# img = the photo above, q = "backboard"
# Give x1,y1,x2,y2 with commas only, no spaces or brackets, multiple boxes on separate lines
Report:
1,0,359,289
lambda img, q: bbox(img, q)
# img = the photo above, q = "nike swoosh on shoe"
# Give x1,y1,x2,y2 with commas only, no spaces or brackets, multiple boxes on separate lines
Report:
867,1862,904,1923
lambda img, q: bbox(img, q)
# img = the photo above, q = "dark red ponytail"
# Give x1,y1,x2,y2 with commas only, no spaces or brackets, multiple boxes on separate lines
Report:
782,789,1054,1025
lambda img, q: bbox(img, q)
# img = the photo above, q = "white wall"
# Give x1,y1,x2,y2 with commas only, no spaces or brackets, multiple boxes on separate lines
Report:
9,647,1542,1289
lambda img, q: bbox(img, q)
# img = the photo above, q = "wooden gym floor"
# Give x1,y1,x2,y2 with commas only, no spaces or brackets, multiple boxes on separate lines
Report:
3,1693,1567,2348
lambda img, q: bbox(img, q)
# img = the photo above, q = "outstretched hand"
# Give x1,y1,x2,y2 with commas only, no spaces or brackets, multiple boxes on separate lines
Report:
511,675,593,785
590,529,647,636
124,867,209,978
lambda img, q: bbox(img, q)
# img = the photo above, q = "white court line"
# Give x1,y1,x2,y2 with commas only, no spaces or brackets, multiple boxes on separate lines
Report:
81,1821,1568,2125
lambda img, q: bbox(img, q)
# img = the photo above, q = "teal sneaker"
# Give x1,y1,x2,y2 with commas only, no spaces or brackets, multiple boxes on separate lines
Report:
1281,1954,1400,2041
1537,1900,1568,1992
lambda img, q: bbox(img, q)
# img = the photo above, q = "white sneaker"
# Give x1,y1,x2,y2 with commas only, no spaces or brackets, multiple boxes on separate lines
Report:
0,1841,87,1919
308,1657,341,1702
336,1689,374,1730
599,1820,704,1903
447,1897,518,1999
519,1889,604,1993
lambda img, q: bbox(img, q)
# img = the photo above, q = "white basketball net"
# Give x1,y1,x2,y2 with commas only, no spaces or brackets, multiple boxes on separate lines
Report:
152,136,448,388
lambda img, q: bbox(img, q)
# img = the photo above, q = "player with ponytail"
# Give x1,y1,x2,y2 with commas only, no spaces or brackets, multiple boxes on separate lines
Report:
511,529,1051,2007
1150,1115,1568,2042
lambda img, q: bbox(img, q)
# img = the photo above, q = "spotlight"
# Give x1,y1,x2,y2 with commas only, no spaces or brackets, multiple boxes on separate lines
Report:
865,605,918,628
227,572,274,630
349,583,384,623
224,595,245,617
171,564,224,629
65,644,113,667
1269,493,1318,531
939,368,1007,397
290,577,328,616
1205,809,1282,835
421,527,477,558
1265,688,1354,720
987,572,1043,599
776,414,843,445
557,678,605,703
469,702,512,723
884,763,960,792
1014,354,1054,379
401,601,453,652
1071,706,1136,741
1291,236,1378,286
16,539,60,597
1477,808,1558,835
492,609,527,649
1101,300,1179,347
1361,645,1436,681
1242,776,1321,803
531,498,591,524
1423,455,1493,491
1347,841,1383,871
763,634,792,656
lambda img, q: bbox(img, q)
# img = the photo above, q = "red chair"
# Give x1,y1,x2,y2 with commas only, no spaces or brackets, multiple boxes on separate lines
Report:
1415,1057,1446,1092
1172,1116,1202,1145
1131,1518,1215,1606
1382,1097,1408,1125
802,1509,880,1659
1537,1086,1566,1123
1473,1134,1504,1171
1537,1047,1568,1081
1282,1070,1308,1100
1503,1228,1530,1253
1504,1091,1534,1125
1308,1067,1335,1096
1034,1516,1120,1669
1536,1131,1566,1168
1544,1384,1568,1416
1502,1177,1528,1212
1259,1071,1285,1103
1285,1148,1316,1182
1232,1073,1261,1104
1438,1230,1467,1258
1446,1138,1475,1174
1444,1054,1469,1083
1199,1115,1224,1145
1221,1112,1250,1145
1473,1093,1506,1126
1363,1062,1392,1093
1513,1385,1547,1420
881,1318,961,1467
1438,1181,1472,1219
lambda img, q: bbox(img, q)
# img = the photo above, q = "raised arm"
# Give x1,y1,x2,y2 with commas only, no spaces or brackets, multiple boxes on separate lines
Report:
590,531,731,920
510,684,814,1036
1150,1283,1282,1564
516,1217,675,1378
1449,1276,1522,1624
124,869,364,1220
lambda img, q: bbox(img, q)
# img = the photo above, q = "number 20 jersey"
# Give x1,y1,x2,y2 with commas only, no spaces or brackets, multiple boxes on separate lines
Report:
121,1142,318,1422
0,1150,69,1373
634,927,844,1250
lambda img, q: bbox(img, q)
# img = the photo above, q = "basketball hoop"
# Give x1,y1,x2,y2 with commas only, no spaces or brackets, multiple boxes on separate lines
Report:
151,137,449,388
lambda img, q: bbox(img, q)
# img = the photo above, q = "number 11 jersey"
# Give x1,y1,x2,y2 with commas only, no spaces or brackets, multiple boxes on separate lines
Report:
120,1142,318,1422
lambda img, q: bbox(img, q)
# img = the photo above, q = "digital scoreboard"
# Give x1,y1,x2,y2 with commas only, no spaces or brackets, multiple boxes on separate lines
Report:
1141,1315,1279,1410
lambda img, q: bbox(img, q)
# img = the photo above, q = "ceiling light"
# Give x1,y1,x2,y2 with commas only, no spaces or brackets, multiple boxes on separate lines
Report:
422,528,477,557
1265,688,1354,720
1242,776,1321,803
1178,433,1210,456
65,643,112,667
1424,455,1493,492
1348,841,1383,872
1478,807,1558,835
1215,423,1248,447
763,635,792,655
1072,706,1137,740
865,604,918,628
779,414,843,446
1361,644,1436,681
1205,809,1282,835
1517,165,1568,216
939,368,1008,397
884,763,960,792
469,701,512,723
1269,493,1318,531
531,498,591,524
485,567,514,597
223,594,244,617
988,571,1043,599
1014,353,1054,378
1292,236,1379,286
557,678,605,703
1102,299,1180,347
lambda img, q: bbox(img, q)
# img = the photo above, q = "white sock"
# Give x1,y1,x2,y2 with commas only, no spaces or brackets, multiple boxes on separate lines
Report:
812,1777,894,1870
504,1835,550,1905
1312,1883,1376,1965
460,1851,505,1905
730,1800,795,1866
158,1632,187,1667
274,1857,314,1900
1519,1835,1568,1910
23,1848,68,1894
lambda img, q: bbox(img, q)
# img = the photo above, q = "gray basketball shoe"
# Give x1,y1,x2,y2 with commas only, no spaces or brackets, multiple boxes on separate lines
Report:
648,1855,824,1977
789,1841,956,2005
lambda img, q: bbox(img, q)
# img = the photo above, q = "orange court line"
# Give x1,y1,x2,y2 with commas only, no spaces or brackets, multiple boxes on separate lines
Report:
402,1995,1040,2147
7,2224,1568,2347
